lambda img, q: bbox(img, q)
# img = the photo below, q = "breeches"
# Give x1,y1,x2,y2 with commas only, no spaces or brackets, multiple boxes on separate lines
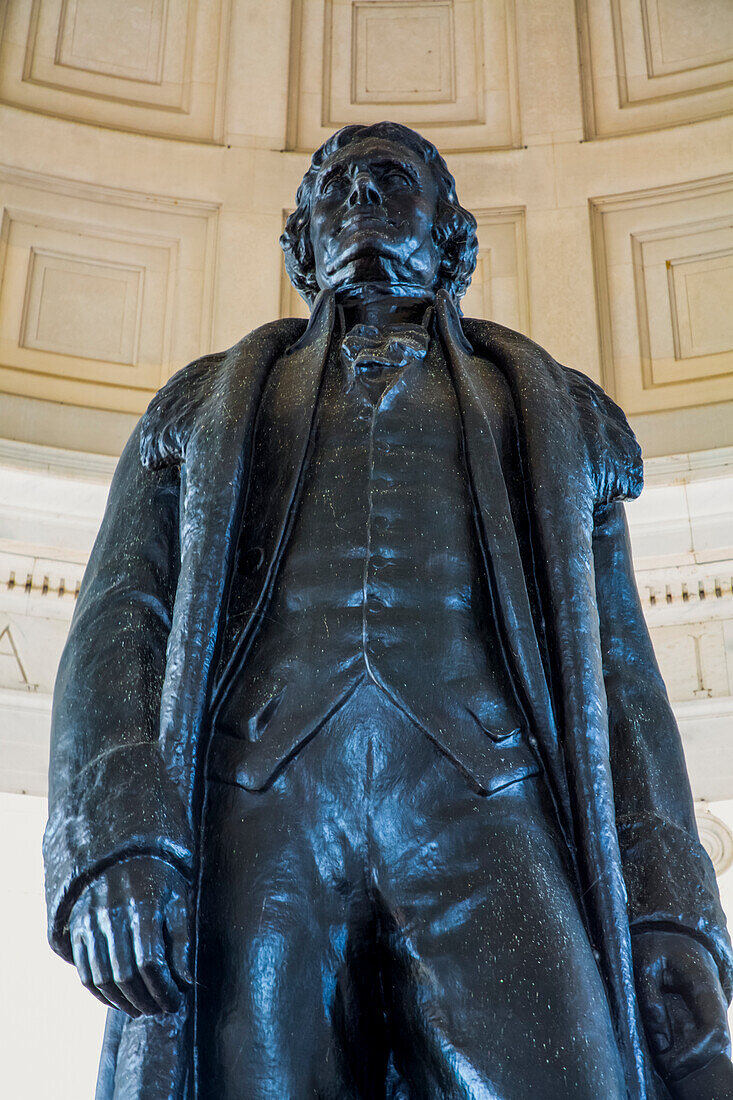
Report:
196,682,626,1099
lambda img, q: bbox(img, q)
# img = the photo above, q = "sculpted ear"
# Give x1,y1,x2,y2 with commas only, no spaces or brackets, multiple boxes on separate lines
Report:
281,195,320,307
431,201,478,304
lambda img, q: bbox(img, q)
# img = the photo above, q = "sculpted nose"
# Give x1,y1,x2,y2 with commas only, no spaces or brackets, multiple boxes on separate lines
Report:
348,172,382,207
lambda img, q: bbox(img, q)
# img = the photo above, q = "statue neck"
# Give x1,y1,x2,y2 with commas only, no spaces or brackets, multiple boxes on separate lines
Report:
334,282,435,331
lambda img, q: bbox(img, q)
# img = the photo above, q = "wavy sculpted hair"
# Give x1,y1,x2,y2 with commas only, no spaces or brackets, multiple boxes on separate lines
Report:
280,122,478,309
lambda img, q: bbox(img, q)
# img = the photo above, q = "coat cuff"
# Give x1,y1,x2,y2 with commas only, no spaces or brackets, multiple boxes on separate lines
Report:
618,814,733,1000
43,742,193,962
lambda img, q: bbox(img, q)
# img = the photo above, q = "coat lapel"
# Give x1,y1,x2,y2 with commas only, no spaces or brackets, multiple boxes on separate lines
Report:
211,292,335,710
436,295,562,781
138,312,312,1100
141,308,327,808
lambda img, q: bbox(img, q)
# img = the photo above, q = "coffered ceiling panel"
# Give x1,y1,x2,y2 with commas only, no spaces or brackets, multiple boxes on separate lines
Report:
0,167,218,413
287,0,521,152
576,0,733,138
632,222,733,387
22,248,144,366
460,207,529,333
641,0,733,77
591,174,733,415
0,0,230,141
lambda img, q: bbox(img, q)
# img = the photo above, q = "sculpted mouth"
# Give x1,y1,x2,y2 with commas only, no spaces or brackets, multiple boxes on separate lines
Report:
341,212,391,230
323,234,401,275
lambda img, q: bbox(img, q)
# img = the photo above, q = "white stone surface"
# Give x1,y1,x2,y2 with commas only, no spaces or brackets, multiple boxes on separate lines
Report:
590,177,733,418
0,440,111,794
577,0,733,137
0,165,219,413
0,792,104,1099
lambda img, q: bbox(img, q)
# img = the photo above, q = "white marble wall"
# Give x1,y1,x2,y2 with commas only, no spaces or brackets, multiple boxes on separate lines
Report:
0,792,105,1098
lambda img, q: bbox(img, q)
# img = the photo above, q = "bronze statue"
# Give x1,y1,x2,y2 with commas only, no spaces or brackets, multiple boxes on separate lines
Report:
44,122,733,1099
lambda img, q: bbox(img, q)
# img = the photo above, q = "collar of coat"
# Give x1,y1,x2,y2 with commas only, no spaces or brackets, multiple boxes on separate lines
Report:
138,289,651,1097
140,288,642,506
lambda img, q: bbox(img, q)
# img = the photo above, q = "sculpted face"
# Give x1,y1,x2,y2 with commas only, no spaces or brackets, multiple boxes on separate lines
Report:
308,136,442,297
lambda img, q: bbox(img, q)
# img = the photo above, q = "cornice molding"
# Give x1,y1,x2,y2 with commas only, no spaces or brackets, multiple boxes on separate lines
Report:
0,438,116,482
0,163,221,217
2,436,733,490
642,445,733,487
0,686,51,714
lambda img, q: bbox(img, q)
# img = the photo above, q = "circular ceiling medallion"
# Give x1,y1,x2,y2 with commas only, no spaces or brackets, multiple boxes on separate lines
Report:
695,804,733,876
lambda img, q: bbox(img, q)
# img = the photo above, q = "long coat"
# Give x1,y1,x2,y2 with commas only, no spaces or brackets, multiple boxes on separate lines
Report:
44,290,732,1099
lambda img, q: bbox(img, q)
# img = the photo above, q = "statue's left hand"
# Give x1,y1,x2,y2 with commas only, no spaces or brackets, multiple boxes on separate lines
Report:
632,929,730,1083
68,855,191,1018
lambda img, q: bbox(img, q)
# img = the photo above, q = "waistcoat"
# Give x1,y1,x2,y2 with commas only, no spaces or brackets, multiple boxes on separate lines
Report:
213,329,539,793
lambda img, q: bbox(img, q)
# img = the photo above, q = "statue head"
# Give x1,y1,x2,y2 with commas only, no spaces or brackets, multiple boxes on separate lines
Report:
280,122,478,309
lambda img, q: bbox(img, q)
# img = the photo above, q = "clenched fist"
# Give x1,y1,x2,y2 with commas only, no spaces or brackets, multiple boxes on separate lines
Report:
69,856,192,1018
633,929,730,1084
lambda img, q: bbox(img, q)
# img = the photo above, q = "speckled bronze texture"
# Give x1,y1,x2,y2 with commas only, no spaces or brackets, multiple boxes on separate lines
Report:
44,122,732,1099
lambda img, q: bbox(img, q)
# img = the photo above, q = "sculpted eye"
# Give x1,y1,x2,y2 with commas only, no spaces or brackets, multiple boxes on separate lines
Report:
320,174,344,196
384,167,414,187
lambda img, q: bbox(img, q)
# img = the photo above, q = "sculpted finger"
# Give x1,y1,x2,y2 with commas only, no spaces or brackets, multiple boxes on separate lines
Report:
664,961,729,1070
164,897,193,989
100,912,160,1017
116,969,162,1017
132,908,182,1013
89,922,141,1019
664,1016,730,1083
71,925,94,987
71,929,117,1011
636,967,672,1055
691,985,729,1038
674,961,729,1036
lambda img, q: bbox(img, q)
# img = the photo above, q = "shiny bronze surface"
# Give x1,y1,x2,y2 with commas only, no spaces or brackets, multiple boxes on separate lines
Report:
45,123,732,1099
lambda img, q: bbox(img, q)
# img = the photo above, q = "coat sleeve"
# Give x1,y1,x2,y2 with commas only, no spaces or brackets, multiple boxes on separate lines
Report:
43,425,193,962
593,500,733,998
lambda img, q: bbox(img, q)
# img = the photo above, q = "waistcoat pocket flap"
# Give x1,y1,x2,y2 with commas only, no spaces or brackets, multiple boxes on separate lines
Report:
466,703,523,743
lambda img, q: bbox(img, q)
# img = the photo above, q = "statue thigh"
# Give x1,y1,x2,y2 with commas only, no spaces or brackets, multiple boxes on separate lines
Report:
195,682,626,1099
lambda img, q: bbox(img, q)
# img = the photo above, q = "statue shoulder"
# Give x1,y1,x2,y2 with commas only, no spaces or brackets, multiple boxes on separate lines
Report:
462,316,643,503
561,363,644,504
139,318,307,471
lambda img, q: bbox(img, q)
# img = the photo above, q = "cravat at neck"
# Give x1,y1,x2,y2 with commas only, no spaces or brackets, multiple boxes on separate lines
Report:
340,322,430,403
